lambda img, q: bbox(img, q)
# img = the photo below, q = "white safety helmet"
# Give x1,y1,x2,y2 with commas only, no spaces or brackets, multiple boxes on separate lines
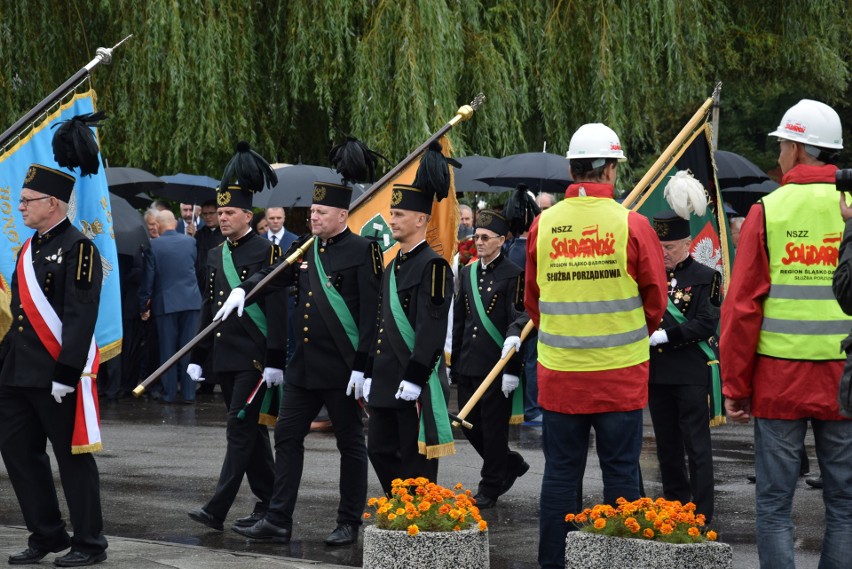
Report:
566,123,627,167
768,99,843,150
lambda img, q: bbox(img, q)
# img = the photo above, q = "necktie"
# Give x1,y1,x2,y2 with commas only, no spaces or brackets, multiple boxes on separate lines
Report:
270,235,277,244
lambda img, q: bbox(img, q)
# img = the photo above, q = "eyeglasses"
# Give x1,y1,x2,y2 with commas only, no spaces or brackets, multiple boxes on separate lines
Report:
473,234,497,242
18,196,52,207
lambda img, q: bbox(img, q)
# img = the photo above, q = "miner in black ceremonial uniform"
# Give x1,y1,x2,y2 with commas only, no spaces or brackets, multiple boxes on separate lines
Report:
649,208,721,524
451,210,530,509
186,176,287,532
365,182,455,495
224,180,383,546
0,163,108,567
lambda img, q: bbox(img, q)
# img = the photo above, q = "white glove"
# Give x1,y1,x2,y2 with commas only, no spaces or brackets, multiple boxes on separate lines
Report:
263,367,284,388
501,374,520,398
363,378,372,402
649,329,669,347
501,335,522,359
214,288,246,321
395,380,421,401
51,381,76,403
346,370,366,400
187,363,205,382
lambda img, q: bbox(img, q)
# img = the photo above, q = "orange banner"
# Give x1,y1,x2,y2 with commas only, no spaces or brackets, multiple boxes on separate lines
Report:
347,135,459,265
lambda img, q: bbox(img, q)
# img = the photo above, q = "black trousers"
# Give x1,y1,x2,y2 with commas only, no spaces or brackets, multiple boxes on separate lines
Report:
648,383,715,522
265,383,367,529
367,405,438,495
204,370,275,521
0,386,107,555
456,373,525,498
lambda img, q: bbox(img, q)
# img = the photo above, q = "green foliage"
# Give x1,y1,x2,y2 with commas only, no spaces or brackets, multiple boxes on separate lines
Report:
0,0,848,184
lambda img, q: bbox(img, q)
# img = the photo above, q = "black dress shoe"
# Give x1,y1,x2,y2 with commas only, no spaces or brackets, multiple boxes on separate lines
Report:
53,551,107,567
232,511,265,528
501,460,531,495
188,507,224,531
9,546,50,565
232,518,292,543
747,475,756,483
325,524,358,546
473,493,498,509
805,476,823,489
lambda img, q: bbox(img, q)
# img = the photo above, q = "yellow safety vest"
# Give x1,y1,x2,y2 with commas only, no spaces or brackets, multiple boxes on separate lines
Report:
536,197,648,371
757,181,851,360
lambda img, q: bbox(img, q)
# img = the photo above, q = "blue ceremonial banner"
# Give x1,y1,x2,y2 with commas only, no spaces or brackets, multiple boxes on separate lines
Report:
0,89,122,359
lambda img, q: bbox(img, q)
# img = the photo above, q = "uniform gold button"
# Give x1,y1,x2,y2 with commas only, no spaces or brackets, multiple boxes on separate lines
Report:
303,327,309,332
473,326,478,331
472,334,477,338
376,349,381,355
219,291,224,296
657,348,663,353
320,248,325,253
377,339,382,345
379,328,384,333
308,291,313,297
305,303,311,308
17,315,23,321
17,326,23,332
304,338,309,343
217,301,222,306
304,314,309,320
216,332,221,337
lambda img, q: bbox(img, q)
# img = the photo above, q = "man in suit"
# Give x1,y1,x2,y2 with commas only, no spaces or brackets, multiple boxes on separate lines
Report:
649,209,721,523
185,184,286,532
264,207,298,251
0,164,108,567
176,203,201,236
452,210,529,509
365,183,454,494
138,210,202,403
226,181,382,546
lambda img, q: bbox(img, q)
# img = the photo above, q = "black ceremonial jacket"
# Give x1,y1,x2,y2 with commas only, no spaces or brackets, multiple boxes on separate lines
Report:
0,218,102,388
452,253,527,379
649,256,721,386
190,230,287,373
368,242,453,409
241,228,383,389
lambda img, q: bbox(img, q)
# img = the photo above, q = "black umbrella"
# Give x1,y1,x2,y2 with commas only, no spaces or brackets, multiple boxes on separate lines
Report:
721,179,779,217
158,173,219,204
252,164,345,208
714,150,772,190
108,193,149,256
105,167,165,200
475,152,572,194
453,155,510,193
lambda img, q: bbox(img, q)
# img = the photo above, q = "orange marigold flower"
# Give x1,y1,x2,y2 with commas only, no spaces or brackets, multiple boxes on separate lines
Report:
453,525,461,531
396,508,405,515
594,518,606,530
454,483,463,490
643,528,654,539
367,498,378,506
660,524,673,535
407,524,419,536
645,510,657,521
707,530,718,541
363,513,371,519
565,513,575,522
575,514,588,523
418,501,432,512
478,519,488,532
388,513,397,521
402,495,414,503
688,527,700,538
439,504,451,515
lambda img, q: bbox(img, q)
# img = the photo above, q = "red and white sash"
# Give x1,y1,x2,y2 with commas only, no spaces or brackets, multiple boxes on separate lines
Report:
17,239,102,454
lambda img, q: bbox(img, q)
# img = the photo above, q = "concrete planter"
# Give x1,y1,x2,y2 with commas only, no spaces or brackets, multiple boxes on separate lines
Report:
363,524,489,569
564,531,733,569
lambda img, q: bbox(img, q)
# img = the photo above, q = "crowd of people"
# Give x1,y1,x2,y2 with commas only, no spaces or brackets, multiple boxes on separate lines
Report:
1,99,851,569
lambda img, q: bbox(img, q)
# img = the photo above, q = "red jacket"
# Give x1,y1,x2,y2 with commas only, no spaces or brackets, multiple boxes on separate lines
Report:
525,183,667,414
721,163,847,420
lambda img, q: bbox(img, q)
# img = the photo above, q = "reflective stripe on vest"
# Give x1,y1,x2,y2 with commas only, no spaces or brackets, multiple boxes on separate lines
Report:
757,181,851,360
535,197,647,371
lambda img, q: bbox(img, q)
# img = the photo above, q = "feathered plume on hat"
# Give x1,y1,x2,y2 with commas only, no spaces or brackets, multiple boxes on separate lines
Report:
51,112,107,177
413,140,461,203
329,136,388,184
504,183,541,235
219,141,278,193
663,170,708,220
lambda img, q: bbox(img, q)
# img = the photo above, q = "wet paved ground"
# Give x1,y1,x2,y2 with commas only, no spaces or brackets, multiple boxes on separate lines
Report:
0,387,826,568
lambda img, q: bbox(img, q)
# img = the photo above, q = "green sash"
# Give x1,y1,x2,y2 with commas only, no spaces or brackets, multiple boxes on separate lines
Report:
665,297,725,426
313,242,358,350
222,244,267,337
469,261,524,424
389,261,455,459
